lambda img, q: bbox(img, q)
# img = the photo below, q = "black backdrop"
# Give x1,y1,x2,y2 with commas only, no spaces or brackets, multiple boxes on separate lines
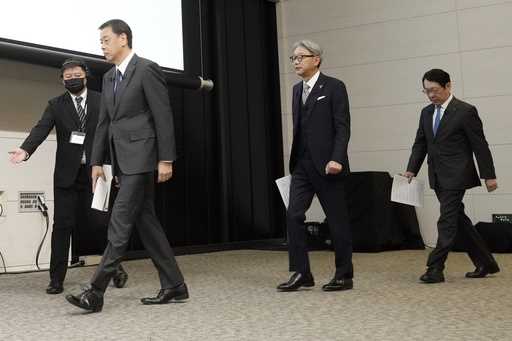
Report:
154,0,285,248
86,0,286,254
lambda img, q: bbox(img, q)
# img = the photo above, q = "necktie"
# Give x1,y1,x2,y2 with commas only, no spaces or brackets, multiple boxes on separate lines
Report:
114,69,123,94
302,83,310,104
433,105,441,136
75,96,86,131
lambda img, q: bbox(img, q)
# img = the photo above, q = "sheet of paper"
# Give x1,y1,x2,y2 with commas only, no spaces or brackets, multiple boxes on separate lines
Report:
275,175,292,209
91,165,113,212
391,174,424,207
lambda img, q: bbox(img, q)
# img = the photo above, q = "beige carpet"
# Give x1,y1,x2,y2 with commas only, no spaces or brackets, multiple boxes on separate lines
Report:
0,249,511,341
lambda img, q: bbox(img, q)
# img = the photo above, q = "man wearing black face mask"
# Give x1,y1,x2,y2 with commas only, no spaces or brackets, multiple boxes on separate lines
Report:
9,59,128,294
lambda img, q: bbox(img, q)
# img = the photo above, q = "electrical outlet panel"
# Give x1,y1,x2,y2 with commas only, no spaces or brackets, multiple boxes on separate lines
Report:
18,191,45,213
493,214,512,224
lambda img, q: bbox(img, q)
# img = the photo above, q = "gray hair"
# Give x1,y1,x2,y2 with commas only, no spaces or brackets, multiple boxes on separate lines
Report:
292,40,323,65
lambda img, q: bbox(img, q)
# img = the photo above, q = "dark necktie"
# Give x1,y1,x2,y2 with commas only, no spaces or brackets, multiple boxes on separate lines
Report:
75,96,86,131
114,69,123,94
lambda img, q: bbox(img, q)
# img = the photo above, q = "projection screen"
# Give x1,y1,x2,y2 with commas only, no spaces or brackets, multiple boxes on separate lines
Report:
0,0,183,71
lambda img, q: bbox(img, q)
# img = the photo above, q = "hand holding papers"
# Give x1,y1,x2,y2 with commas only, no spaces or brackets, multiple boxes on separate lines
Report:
391,174,424,207
91,165,113,212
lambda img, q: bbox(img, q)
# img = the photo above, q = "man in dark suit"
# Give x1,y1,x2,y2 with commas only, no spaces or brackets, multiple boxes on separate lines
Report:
277,40,353,292
66,19,187,312
9,59,128,294
404,68,500,284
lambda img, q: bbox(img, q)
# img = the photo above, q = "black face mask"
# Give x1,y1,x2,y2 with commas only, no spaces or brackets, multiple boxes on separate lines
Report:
64,78,85,94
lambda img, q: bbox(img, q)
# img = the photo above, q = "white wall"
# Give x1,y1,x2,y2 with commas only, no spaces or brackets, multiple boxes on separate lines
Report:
276,0,512,245
0,59,62,272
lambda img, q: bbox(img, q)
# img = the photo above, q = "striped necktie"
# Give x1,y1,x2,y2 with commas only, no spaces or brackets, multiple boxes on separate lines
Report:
75,96,86,131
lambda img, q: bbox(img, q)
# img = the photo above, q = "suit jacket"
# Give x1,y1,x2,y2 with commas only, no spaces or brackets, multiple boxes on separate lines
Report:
289,72,351,177
90,54,176,174
407,97,496,190
21,90,101,188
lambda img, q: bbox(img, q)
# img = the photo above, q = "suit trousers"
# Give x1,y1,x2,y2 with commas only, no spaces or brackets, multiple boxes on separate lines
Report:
427,189,497,270
51,165,90,285
91,170,184,292
287,157,353,279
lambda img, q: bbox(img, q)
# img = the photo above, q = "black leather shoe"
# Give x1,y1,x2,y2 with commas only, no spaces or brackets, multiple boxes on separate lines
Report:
141,283,189,305
277,272,315,292
112,266,128,288
465,263,500,278
419,269,445,283
65,288,104,313
46,283,63,295
322,278,353,291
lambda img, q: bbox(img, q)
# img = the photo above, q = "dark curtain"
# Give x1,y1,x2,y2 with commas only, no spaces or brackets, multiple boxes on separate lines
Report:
119,0,285,254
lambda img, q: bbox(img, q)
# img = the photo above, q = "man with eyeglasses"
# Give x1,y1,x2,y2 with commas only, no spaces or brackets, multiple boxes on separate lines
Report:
66,19,187,313
277,40,353,292
404,68,499,284
8,59,128,294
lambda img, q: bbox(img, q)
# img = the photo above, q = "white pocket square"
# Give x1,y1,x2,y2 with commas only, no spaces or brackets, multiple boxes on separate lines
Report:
316,95,327,101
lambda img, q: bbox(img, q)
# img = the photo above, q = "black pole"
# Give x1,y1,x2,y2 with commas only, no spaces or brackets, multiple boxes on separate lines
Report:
0,39,213,91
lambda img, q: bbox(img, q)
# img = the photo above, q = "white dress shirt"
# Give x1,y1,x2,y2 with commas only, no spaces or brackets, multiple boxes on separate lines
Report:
69,88,88,113
303,70,320,92
116,50,135,76
433,93,453,130
69,88,88,164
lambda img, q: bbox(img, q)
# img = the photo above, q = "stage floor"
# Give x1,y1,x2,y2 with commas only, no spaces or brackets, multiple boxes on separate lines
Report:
0,249,511,340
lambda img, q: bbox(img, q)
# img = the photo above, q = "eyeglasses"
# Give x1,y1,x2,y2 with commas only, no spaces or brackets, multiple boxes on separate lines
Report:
289,54,315,63
422,87,444,95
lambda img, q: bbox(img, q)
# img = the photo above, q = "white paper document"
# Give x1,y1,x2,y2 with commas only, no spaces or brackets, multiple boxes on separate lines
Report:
91,165,113,212
391,174,424,207
275,175,292,209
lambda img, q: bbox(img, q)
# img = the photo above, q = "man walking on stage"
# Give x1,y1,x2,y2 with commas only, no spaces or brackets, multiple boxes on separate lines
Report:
66,19,187,312
277,40,354,292
404,68,500,284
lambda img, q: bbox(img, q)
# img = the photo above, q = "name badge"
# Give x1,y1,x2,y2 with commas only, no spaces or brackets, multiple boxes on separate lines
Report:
70,131,86,145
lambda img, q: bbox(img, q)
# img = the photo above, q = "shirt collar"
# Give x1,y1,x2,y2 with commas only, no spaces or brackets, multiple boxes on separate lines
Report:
439,94,453,110
69,88,88,102
303,70,320,90
117,51,135,76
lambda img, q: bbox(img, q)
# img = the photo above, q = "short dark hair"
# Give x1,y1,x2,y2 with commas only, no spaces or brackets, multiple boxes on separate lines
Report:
422,69,451,88
60,58,88,77
99,19,132,48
